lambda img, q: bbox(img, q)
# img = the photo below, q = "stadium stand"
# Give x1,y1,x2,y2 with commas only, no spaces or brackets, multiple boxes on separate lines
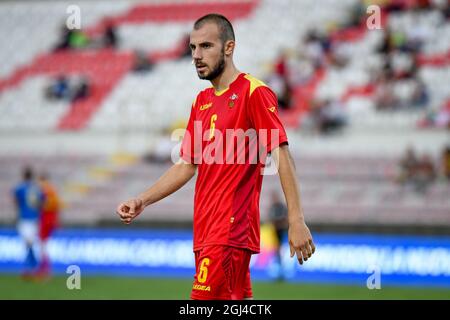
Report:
0,153,449,229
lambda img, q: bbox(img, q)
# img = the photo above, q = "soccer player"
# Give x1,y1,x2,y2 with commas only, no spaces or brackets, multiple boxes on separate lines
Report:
37,173,60,277
13,167,44,279
116,14,315,300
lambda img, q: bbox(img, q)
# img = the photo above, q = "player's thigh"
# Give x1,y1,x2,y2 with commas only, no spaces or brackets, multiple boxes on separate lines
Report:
230,248,252,300
17,220,38,245
191,246,251,300
191,246,230,300
243,267,253,299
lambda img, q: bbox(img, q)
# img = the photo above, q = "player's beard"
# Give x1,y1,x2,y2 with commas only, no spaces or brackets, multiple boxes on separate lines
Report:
198,48,226,81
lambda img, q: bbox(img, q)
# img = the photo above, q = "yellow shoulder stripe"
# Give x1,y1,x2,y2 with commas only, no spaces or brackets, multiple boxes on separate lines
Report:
244,74,267,97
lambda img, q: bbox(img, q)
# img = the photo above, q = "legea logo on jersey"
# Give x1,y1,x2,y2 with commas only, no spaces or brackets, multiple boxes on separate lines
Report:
199,103,213,111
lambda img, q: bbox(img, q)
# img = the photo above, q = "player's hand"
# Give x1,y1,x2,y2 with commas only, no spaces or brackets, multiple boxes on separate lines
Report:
288,219,316,265
116,198,144,225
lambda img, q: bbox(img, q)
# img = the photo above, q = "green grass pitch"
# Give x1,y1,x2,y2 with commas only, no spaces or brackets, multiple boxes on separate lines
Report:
0,275,449,299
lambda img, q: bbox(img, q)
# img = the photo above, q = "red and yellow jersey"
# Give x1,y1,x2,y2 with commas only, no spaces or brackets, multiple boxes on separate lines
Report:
40,181,60,214
180,73,288,253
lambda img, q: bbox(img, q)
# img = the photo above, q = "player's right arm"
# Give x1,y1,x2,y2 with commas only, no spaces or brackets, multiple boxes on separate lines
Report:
117,95,200,224
116,159,197,224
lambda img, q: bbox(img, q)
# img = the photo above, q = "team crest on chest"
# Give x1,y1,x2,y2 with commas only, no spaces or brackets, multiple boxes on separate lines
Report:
228,93,238,108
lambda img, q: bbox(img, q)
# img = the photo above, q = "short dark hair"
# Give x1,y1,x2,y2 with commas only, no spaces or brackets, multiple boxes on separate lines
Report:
193,13,235,45
23,166,33,181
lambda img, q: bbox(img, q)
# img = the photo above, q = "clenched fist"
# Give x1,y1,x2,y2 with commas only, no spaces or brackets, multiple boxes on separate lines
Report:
116,198,144,224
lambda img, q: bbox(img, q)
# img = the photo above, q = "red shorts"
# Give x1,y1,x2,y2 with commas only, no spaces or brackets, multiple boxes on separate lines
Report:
39,212,57,240
191,245,253,300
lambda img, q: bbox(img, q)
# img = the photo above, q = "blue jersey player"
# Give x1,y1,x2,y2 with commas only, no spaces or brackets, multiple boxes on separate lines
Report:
13,167,44,277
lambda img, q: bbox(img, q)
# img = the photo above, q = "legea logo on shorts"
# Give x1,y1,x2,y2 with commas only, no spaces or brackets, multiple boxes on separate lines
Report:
192,284,211,291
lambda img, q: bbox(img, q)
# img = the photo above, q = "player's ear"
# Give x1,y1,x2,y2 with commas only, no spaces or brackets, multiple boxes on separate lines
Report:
224,40,235,56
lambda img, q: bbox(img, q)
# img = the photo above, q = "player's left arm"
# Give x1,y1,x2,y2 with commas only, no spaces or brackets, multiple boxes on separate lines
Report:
248,84,316,264
272,145,316,265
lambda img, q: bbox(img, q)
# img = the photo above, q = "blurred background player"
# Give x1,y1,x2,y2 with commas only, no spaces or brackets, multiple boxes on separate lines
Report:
268,190,289,281
12,167,44,279
36,173,60,278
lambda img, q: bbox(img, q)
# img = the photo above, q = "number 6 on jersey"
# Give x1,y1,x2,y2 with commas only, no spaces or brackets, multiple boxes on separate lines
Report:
197,258,210,283
209,114,218,140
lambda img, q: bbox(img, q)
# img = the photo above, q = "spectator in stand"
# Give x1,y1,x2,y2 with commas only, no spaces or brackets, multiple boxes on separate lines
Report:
418,100,450,129
143,136,176,164
278,80,293,110
265,74,292,111
274,50,289,79
132,50,154,73
266,51,294,110
441,145,450,182
319,99,347,134
45,75,70,101
414,154,436,193
70,76,91,102
346,0,366,28
303,99,347,135
398,147,436,193
377,28,394,55
68,29,90,49
410,78,429,108
54,21,91,51
303,29,326,69
179,33,193,59
384,0,408,12
102,19,118,48
375,73,399,110
435,101,450,129
54,24,74,51
398,146,419,185
45,75,91,103
439,0,450,18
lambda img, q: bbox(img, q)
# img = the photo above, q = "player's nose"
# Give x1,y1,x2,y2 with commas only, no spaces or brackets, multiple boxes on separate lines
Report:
192,48,202,60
